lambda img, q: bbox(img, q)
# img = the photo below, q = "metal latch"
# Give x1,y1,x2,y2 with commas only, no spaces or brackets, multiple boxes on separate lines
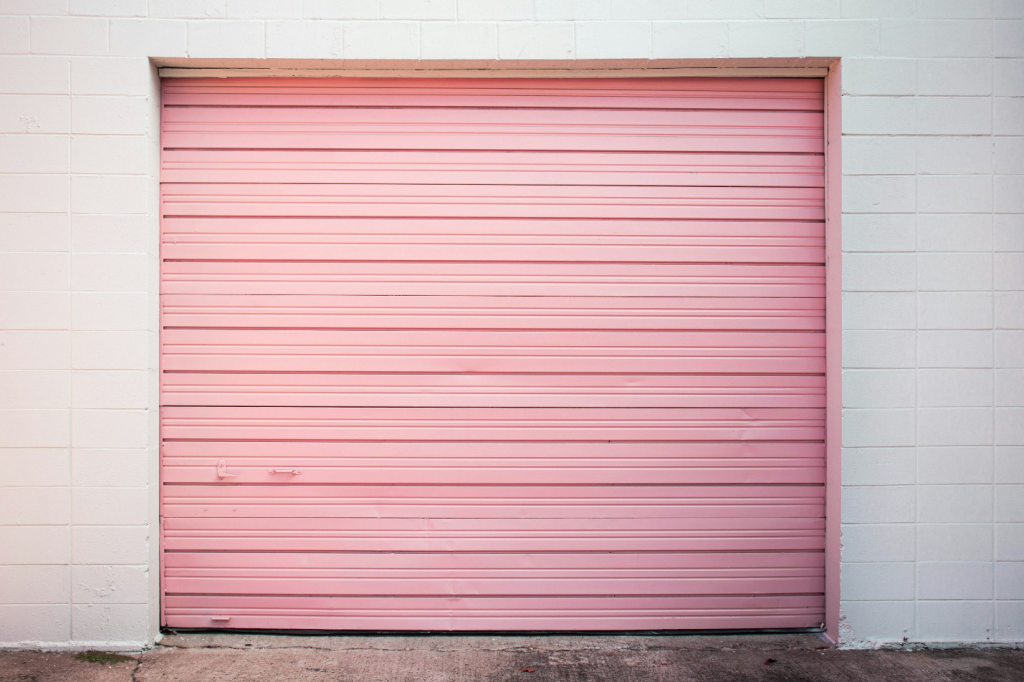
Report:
216,459,238,480
269,469,301,475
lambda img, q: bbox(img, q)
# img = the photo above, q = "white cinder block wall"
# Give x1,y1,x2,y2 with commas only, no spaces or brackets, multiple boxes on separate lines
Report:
0,0,1021,649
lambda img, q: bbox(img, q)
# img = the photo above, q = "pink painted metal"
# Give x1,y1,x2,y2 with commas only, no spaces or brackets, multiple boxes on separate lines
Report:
160,77,826,632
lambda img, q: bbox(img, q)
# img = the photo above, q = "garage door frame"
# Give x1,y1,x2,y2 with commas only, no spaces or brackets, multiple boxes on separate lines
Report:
155,59,842,642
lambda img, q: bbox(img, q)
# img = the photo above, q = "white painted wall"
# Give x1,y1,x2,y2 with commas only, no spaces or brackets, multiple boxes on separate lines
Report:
0,0,1021,649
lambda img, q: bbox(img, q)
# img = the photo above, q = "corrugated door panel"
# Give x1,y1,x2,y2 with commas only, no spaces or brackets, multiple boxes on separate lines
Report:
160,77,826,631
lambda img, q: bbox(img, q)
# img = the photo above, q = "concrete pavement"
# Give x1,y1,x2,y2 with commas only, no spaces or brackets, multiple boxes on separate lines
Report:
1,633,1022,681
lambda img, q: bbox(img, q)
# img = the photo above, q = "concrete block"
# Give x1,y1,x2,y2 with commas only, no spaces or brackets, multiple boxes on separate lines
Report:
997,369,1024,406
71,214,149,254
916,136,993,175
72,370,148,409
187,20,265,58
842,253,916,291
382,0,457,20
652,21,728,59
917,0,994,18
0,0,70,14
421,22,497,60
995,216,1024,252
0,291,71,330
917,58,993,96
842,448,916,485
0,605,69,644
0,331,70,371
881,19,993,58
303,0,378,19
995,20,1024,57
841,523,916,562
0,213,70,253
996,176,1024,213
498,22,574,59
841,601,915,643
917,601,993,642
996,0,1024,18
919,563,994,601
997,331,1024,368
0,485,69,523
72,565,149,605
31,17,108,56
997,407,1024,445
110,19,188,56
0,94,70,133
727,20,804,58
765,0,839,18
919,407,994,446
576,21,651,59
842,175,916,213
71,176,148,215
918,253,993,291
995,59,1024,95
150,0,227,18
71,409,148,449
996,562,1024,599
919,175,993,214
224,0,303,19
918,292,994,329
0,526,69,564
71,57,150,96
842,213,916,252
0,448,70,485
917,97,992,134
689,0,762,19
71,292,148,331
995,137,1024,174
843,293,916,330
72,331,148,370
843,330,916,368
842,96,916,135
919,368,994,406
841,562,915,601
843,485,915,523
919,484,994,522
535,0,611,20
919,523,993,561
842,136,915,175
0,252,69,291
266,20,343,59
72,526,150,565
996,523,1024,560
843,408,916,447
71,603,149,643
0,174,69,213
70,0,146,16
72,487,148,525
841,58,916,96
995,291,1024,328
71,135,149,175
0,566,69,604
917,446,995,484
0,370,69,409
0,56,70,95
917,214,993,252
804,20,878,56
995,97,1024,134
996,446,1024,482
72,449,148,487
843,369,916,408
343,21,420,59
71,95,148,135
0,134,68,173
841,0,915,18
610,0,687,20
996,253,1024,291
0,16,29,54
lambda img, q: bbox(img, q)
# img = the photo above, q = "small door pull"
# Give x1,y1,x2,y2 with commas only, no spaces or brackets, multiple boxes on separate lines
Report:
216,459,239,480
269,468,301,475
210,615,232,623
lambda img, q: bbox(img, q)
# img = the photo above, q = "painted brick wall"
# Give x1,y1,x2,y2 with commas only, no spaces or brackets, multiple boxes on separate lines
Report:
0,0,1021,649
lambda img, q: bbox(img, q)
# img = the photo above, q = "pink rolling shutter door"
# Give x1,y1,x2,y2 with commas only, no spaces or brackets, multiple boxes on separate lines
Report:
160,77,826,631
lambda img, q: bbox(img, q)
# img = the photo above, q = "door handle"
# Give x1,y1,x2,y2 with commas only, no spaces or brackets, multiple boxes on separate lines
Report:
268,469,301,475
216,459,239,480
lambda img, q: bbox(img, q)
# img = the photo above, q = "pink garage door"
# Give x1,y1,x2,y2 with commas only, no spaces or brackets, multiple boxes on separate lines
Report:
160,77,826,631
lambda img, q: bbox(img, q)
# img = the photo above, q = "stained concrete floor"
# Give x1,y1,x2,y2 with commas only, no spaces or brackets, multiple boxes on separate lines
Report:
1,633,1022,682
